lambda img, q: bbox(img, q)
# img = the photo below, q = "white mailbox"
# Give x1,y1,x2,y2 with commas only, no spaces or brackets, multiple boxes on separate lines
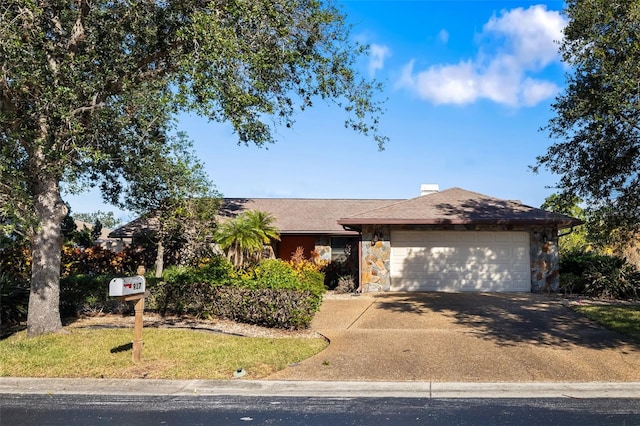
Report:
109,276,146,297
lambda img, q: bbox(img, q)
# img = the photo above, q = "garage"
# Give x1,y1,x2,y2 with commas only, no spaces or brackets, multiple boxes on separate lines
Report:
390,230,530,292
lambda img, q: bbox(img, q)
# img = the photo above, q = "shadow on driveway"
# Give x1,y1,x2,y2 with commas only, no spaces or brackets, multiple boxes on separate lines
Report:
268,292,640,382
373,293,635,350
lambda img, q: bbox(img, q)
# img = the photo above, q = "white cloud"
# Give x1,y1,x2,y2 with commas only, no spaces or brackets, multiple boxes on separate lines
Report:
410,61,479,105
520,78,560,106
438,29,449,44
397,5,566,107
369,43,391,77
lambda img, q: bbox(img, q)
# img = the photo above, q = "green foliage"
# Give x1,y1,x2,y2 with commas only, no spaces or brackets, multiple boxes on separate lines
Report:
535,0,640,245
162,256,234,286
583,257,640,300
1,0,385,335
541,193,585,220
59,274,118,318
560,250,640,299
248,260,324,300
541,194,589,254
61,245,132,277
299,269,326,296
0,274,29,328
0,236,31,282
73,211,122,230
123,135,220,278
250,259,302,290
209,287,320,329
157,258,325,329
215,210,280,268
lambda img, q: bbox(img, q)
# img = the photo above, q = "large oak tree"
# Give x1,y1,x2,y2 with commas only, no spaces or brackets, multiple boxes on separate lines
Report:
0,1,386,336
535,0,640,245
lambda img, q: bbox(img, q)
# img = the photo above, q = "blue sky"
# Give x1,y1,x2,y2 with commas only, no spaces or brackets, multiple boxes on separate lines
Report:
67,1,569,222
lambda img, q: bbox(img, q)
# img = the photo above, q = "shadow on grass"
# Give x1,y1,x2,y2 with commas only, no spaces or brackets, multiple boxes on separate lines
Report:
110,342,133,353
0,324,26,340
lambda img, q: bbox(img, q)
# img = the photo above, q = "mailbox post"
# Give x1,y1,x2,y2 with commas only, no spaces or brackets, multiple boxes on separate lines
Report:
109,267,146,362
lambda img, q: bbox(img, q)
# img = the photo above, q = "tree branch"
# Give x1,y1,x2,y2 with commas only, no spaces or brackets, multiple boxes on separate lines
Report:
67,0,90,60
70,93,105,116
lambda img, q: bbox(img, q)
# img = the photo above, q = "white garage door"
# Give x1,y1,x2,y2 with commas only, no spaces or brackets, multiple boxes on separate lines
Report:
390,230,530,292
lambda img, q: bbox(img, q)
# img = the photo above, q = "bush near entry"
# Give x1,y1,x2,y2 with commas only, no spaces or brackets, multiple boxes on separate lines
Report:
156,258,325,329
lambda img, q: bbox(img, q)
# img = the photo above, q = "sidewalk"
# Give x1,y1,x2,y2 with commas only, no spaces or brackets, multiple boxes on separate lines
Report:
1,377,639,399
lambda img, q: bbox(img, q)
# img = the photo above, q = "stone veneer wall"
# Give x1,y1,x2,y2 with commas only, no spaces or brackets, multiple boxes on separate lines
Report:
529,226,560,292
314,236,331,263
357,224,561,293
360,225,391,292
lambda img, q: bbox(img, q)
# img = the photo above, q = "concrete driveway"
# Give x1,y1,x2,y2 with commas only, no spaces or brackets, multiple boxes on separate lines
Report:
268,292,640,382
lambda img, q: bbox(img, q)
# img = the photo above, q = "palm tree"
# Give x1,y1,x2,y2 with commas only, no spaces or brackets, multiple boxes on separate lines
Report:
214,210,280,268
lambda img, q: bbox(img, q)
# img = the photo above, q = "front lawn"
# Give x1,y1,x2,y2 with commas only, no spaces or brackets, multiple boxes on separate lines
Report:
0,328,327,379
572,304,640,341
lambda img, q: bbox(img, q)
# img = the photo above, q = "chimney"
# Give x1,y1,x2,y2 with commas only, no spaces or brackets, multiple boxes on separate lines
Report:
420,184,439,196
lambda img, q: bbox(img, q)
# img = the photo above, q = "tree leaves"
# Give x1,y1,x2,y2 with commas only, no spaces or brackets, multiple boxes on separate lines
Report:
0,0,386,335
215,210,279,268
537,0,640,243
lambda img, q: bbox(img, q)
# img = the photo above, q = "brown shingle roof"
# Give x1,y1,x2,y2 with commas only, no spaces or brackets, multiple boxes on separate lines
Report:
110,188,582,238
108,214,161,238
337,187,582,228
218,198,400,234
109,198,400,238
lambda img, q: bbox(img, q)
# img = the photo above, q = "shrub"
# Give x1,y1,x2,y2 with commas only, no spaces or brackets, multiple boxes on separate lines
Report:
0,238,31,282
156,257,234,315
559,272,583,296
162,256,233,285
0,274,29,328
322,260,355,290
583,257,640,300
212,287,318,329
159,284,318,329
61,245,132,277
560,250,640,299
249,259,325,305
335,275,356,294
60,274,125,317
157,258,325,329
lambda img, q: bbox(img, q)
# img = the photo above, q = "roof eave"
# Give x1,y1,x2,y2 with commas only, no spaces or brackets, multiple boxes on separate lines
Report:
280,230,359,235
337,218,584,228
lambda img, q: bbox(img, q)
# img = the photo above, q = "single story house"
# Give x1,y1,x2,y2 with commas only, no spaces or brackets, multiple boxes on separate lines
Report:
110,185,582,293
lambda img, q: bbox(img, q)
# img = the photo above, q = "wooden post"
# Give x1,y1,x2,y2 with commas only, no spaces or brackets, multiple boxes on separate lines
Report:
120,293,145,362
132,265,146,363
132,295,145,363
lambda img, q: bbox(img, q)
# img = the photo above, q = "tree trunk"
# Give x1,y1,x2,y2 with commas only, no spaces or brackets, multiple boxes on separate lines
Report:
155,239,165,278
27,176,67,336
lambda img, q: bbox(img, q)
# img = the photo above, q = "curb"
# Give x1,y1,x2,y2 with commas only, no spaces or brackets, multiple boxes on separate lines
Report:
1,378,639,399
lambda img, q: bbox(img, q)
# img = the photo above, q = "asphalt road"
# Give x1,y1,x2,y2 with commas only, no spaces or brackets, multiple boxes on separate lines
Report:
2,394,640,425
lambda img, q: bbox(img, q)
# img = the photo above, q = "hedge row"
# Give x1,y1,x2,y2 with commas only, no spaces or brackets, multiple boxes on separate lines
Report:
48,258,325,330
155,258,325,329
153,282,319,329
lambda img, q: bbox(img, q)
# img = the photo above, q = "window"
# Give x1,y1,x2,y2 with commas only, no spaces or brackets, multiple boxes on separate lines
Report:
330,237,357,262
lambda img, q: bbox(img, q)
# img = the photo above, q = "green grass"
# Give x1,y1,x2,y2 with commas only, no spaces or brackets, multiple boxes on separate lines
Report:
0,328,327,379
573,305,640,341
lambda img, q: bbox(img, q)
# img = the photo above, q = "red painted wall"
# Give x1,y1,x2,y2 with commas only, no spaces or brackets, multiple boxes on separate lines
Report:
278,235,316,261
